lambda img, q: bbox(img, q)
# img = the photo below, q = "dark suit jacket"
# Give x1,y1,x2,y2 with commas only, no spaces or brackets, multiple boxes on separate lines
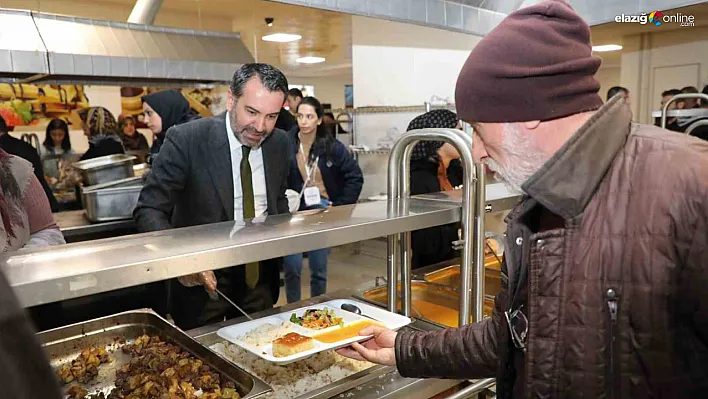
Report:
134,113,291,328
0,134,59,212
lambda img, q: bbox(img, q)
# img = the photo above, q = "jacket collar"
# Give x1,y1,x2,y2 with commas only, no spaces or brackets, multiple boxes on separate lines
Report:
521,95,632,220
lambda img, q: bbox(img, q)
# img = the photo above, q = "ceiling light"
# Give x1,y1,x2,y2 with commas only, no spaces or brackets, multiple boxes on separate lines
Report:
262,33,301,43
296,56,326,64
592,44,623,52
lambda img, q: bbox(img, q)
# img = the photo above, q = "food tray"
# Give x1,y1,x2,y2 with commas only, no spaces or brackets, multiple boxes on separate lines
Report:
73,154,137,186
81,176,143,222
217,299,412,365
38,309,271,399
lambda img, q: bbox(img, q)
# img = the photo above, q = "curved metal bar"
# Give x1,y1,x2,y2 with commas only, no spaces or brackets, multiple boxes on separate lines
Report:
442,378,496,399
387,128,481,326
661,93,708,129
686,118,708,136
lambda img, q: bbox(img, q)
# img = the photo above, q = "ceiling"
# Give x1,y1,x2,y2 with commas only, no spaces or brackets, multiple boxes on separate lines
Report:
96,0,352,78
590,3,708,68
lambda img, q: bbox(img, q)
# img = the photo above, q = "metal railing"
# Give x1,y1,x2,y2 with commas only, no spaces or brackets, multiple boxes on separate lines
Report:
661,93,708,129
386,128,486,326
21,133,40,156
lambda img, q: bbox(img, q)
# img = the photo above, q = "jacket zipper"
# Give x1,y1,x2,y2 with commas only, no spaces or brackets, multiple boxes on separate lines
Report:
606,288,620,399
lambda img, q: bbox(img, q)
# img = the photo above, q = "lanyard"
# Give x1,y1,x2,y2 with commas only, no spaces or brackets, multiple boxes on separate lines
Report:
298,138,319,184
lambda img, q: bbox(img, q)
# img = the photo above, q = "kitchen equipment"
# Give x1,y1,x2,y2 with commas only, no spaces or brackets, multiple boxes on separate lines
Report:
363,281,495,328
217,298,411,365
73,154,137,186
81,176,142,222
216,287,253,320
38,309,271,399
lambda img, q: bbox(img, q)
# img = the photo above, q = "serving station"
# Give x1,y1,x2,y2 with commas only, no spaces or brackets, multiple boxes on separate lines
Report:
4,128,520,399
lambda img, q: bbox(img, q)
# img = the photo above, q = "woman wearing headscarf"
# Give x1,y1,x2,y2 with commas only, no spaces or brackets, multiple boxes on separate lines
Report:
141,90,197,157
407,109,463,269
118,115,150,152
77,107,125,161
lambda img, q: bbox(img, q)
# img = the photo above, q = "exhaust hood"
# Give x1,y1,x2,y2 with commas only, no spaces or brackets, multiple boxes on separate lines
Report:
0,8,254,86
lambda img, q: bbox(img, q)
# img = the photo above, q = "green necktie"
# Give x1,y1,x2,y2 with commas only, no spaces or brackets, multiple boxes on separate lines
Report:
241,146,259,288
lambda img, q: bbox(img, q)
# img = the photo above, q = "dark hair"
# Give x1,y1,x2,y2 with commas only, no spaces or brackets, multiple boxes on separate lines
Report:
297,96,334,163
43,118,72,151
606,86,628,101
662,89,682,97
681,86,698,94
288,88,303,99
0,115,6,133
230,63,288,100
323,112,335,120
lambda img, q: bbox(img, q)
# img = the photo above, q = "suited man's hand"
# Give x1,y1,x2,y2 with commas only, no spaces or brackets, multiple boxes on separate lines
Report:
178,271,217,293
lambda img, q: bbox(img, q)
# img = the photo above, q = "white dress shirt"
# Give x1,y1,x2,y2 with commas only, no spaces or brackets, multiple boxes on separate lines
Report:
225,112,268,221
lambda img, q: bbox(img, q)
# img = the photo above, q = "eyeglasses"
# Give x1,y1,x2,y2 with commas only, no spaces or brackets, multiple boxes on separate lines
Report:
505,305,528,352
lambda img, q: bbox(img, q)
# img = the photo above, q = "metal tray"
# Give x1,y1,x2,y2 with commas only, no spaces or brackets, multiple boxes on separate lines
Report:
38,309,271,399
73,154,136,186
81,177,143,222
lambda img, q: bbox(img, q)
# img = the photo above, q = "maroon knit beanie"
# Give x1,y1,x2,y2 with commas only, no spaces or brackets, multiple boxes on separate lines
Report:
455,0,603,123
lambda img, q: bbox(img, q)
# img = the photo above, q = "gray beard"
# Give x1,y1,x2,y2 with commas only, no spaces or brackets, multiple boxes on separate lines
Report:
229,111,267,149
484,123,549,195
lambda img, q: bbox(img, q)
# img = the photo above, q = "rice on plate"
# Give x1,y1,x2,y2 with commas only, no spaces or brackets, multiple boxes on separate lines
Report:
211,322,374,399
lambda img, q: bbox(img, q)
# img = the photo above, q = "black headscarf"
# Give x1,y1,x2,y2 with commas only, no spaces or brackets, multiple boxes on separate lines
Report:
406,109,459,161
142,90,195,155
141,90,192,136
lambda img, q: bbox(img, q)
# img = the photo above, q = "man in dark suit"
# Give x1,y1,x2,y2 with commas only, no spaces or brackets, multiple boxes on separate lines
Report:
134,63,291,329
0,117,59,212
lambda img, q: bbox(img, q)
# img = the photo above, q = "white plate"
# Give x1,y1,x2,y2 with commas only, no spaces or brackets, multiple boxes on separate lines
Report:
217,299,412,365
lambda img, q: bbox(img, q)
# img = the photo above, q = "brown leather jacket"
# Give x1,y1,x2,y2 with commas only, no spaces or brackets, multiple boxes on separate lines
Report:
395,97,708,398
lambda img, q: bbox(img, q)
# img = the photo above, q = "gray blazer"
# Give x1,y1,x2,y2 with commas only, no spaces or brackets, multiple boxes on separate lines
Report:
134,112,290,232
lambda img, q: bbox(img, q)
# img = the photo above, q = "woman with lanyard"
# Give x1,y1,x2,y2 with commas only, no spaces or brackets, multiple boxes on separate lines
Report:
285,96,363,303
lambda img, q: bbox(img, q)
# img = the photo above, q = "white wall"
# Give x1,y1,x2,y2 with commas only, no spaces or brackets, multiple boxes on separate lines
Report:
351,16,482,107
288,74,353,110
595,66,622,102
620,26,708,124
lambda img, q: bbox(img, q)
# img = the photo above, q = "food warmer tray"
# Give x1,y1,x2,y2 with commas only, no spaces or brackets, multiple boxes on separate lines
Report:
73,154,136,186
37,309,271,399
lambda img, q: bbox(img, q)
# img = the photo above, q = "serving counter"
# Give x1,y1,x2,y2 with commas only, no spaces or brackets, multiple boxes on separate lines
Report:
5,180,517,398
188,289,496,399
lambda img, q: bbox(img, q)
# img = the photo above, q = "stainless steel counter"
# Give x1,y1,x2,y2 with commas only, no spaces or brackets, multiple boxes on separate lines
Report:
9,188,519,308
189,289,489,399
54,210,135,238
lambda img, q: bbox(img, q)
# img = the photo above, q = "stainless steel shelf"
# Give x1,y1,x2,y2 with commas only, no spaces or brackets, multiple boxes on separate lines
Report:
6,197,462,307
651,109,708,118
7,187,520,308
54,210,135,238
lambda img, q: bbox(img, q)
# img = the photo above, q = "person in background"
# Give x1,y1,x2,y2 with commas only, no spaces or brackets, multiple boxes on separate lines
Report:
77,107,125,161
283,96,363,303
141,90,197,158
42,118,73,157
41,118,74,184
323,112,348,134
681,85,700,108
0,116,59,212
406,110,462,269
287,88,303,116
702,85,708,107
134,63,292,329
606,85,629,104
338,1,708,397
118,115,149,152
275,106,297,133
656,88,684,131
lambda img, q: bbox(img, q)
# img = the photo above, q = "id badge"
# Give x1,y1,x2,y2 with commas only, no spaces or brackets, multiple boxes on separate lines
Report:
304,186,322,206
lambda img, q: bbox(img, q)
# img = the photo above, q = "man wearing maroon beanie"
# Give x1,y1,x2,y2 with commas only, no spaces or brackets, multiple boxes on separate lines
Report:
339,1,708,397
